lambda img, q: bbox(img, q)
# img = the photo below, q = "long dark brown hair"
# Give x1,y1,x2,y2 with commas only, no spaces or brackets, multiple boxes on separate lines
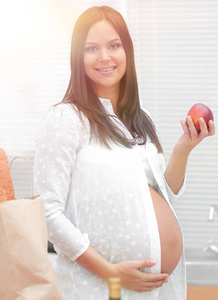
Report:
62,6,163,152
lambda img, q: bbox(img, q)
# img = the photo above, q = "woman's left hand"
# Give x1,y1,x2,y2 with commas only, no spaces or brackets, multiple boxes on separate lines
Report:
174,116,215,156
165,116,215,195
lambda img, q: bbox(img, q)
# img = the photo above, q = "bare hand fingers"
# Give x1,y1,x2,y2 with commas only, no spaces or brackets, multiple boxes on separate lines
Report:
116,260,169,293
133,276,169,292
185,116,198,136
198,117,209,135
207,120,215,135
144,272,169,282
140,273,169,289
198,118,215,138
185,116,215,137
180,118,190,134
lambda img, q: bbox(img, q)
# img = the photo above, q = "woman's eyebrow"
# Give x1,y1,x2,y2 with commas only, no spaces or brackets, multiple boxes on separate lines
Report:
85,38,121,45
85,41,98,45
109,38,122,43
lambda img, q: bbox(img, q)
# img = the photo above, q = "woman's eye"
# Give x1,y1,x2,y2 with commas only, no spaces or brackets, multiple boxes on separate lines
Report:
109,43,120,50
86,47,98,52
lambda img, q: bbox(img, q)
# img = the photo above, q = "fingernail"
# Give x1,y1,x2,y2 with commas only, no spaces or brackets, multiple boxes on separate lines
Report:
150,259,156,265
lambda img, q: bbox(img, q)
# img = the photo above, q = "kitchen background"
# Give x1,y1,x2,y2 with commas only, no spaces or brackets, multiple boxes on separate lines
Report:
0,0,217,252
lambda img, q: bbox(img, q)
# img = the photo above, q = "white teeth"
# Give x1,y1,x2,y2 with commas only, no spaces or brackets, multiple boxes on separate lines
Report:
97,67,115,72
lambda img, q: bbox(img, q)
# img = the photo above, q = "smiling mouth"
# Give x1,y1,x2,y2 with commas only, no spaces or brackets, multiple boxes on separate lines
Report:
95,66,116,72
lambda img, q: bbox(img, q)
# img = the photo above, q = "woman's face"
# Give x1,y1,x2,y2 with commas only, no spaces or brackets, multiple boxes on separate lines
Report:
84,20,126,97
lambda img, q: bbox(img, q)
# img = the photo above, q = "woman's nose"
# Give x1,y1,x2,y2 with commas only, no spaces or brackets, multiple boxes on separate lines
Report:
99,48,111,62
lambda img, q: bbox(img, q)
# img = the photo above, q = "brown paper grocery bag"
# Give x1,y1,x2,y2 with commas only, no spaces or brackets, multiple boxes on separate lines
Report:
0,196,63,300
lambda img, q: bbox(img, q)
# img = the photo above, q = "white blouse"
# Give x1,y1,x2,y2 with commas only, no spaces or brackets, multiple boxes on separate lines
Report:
34,99,187,300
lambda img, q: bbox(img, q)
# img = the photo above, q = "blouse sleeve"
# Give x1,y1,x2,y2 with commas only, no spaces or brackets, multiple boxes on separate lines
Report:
33,104,90,261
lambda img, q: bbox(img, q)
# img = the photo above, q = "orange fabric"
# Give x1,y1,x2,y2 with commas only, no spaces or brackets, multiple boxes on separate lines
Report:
0,149,15,202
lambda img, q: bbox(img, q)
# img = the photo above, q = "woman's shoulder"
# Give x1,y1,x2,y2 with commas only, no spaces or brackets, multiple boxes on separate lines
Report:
36,103,90,146
49,102,79,116
44,102,85,125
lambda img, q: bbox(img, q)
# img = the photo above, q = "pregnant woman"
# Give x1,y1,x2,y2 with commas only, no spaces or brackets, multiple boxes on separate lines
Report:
34,6,215,300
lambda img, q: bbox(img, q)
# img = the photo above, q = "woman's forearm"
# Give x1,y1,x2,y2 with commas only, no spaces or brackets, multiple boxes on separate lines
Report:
164,149,189,195
76,245,116,280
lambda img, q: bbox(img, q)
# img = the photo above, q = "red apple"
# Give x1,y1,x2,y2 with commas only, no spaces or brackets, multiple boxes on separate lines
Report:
187,103,214,133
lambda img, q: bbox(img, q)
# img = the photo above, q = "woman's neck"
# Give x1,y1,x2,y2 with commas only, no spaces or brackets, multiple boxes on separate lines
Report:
96,86,119,113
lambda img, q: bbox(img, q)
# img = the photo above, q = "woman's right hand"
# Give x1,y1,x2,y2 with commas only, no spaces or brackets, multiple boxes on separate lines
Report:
77,246,168,293
113,259,169,292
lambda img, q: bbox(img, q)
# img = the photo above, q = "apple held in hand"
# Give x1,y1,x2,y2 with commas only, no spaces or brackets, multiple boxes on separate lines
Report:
187,103,214,133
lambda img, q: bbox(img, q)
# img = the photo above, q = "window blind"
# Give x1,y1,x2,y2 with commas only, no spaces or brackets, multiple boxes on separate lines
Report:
127,0,218,250
0,0,217,250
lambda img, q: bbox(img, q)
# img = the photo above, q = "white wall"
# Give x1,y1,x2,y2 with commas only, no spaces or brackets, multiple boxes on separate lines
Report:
0,0,217,251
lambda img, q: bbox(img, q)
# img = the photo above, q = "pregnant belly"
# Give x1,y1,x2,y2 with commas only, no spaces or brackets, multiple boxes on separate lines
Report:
149,186,183,275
